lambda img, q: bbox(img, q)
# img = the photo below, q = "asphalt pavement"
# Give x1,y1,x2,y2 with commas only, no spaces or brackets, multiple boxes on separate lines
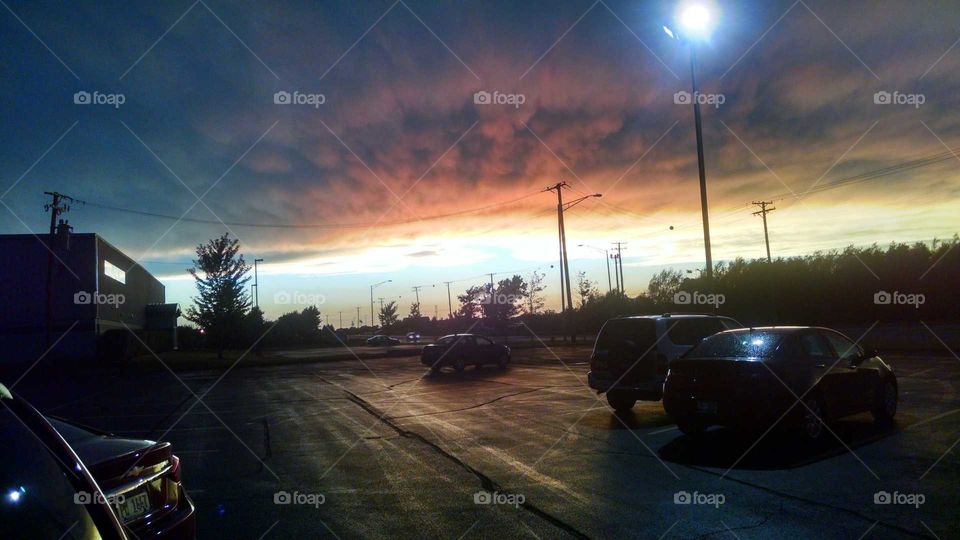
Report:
12,347,960,539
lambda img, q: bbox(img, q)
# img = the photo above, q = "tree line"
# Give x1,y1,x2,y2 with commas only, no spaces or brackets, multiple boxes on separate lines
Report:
174,233,959,354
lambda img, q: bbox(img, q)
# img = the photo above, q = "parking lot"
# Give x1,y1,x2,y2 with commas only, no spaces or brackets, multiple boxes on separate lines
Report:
15,347,960,539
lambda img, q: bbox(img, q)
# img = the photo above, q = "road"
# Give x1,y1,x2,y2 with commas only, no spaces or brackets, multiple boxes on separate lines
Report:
15,348,960,539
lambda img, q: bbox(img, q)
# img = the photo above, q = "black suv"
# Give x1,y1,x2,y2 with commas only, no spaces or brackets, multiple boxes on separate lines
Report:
588,314,741,411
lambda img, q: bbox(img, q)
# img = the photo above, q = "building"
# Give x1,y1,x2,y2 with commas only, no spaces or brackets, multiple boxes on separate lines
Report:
0,229,179,363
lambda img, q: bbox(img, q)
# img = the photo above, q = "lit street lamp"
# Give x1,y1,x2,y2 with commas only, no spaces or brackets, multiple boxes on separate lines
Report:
665,3,716,279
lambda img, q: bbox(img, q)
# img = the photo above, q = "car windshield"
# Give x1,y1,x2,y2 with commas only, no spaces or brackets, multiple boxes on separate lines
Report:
686,331,784,358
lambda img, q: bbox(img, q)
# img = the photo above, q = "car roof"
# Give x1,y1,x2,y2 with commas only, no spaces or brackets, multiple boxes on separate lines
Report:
713,326,829,335
610,313,736,321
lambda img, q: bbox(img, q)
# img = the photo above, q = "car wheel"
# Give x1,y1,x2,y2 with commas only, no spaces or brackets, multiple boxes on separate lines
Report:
872,379,897,425
800,395,826,441
453,357,465,373
606,392,636,412
428,366,440,376
676,418,707,437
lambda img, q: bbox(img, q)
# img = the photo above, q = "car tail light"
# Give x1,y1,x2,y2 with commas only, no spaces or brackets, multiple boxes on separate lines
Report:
168,454,181,483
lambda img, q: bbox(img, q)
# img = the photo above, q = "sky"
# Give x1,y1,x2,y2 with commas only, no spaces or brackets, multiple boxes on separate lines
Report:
1,0,958,323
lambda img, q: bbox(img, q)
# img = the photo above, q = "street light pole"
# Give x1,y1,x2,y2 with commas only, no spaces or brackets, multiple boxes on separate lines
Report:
370,279,392,330
579,244,612,293
689,45,713,279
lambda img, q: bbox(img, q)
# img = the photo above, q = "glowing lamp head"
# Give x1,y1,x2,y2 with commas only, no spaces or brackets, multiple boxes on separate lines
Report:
677,3,714,39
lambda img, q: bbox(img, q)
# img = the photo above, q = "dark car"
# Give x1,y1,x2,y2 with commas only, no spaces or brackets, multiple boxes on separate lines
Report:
367,335,401,346
420,334,511,373
0,383,196,539
588,314,742,411
662,327,898,440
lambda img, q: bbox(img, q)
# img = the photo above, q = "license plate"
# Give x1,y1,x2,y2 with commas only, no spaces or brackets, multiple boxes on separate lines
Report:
696,401,718,414
118,491,150,522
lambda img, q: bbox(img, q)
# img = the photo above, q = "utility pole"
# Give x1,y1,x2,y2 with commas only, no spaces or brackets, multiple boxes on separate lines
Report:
411,285,422,312
253,258,264,308
752,200,776,263
43,192,73,349
356,306,361,327
612,242,627,295
339,311,343,329
370,280,391,331
444,281,453,319
607,253,621,293
546,183,569,313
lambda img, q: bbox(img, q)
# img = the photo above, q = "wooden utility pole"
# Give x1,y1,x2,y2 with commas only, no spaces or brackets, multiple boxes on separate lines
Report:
751,201,776,263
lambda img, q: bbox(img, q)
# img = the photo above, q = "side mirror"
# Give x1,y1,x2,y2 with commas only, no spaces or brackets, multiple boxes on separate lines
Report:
862,347,879,359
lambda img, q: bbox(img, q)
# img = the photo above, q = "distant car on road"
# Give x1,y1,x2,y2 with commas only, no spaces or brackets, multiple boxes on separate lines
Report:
663,327,898,440
0,383,196,539
421,334,510,373
367,335,401,346
588,314,742,411
405,332,421,343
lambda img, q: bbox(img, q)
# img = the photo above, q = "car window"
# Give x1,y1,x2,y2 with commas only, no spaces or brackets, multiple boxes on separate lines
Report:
686,331,783,358
665,319,727,346
719,317,743,330
0,407,105,539
475,336,493,346
436,335,456,345
462,336,477,346
595,319,656,351
822,331,861,362
798,333,834,360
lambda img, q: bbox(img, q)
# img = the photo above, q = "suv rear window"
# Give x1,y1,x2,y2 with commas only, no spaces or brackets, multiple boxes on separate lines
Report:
595,319,656,351
665,318,728,346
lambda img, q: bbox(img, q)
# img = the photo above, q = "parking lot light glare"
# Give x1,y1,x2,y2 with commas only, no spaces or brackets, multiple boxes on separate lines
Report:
680,5,711,35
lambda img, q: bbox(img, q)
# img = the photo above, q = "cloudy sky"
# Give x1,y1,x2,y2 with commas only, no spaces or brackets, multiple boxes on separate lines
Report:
1,0,958,322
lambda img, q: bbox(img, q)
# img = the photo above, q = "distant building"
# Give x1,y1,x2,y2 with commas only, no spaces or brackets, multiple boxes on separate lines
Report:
0,230,179,363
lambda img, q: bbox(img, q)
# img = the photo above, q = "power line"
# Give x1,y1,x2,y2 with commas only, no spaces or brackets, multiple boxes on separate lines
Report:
72,191,543,229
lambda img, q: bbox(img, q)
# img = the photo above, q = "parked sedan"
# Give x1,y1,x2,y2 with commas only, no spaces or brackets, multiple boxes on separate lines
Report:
0,383,195,539
366,335,401,346
663,327,898,440
420,334,510,373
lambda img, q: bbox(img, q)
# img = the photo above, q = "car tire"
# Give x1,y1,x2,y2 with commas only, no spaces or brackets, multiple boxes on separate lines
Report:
800,394,826,442
872,379,897,425
676,418,707,437
606,392,636,412
453,358,465,373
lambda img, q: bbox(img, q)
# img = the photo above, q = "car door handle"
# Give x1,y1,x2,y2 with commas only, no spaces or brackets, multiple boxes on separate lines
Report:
814,363,826,369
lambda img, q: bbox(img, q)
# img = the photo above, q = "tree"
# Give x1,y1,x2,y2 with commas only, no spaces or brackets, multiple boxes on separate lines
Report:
409,302,421,319
527,270,547,314
184,233,250,357
647,269,684,306
379,301,399,330
576,271,599,308
457,275,528,324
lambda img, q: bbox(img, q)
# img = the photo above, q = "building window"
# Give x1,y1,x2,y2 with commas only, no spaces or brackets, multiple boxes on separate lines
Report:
104,260,126,284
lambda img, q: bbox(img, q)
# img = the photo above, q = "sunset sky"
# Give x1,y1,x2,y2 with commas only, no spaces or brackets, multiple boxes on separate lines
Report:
2,0,958,322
